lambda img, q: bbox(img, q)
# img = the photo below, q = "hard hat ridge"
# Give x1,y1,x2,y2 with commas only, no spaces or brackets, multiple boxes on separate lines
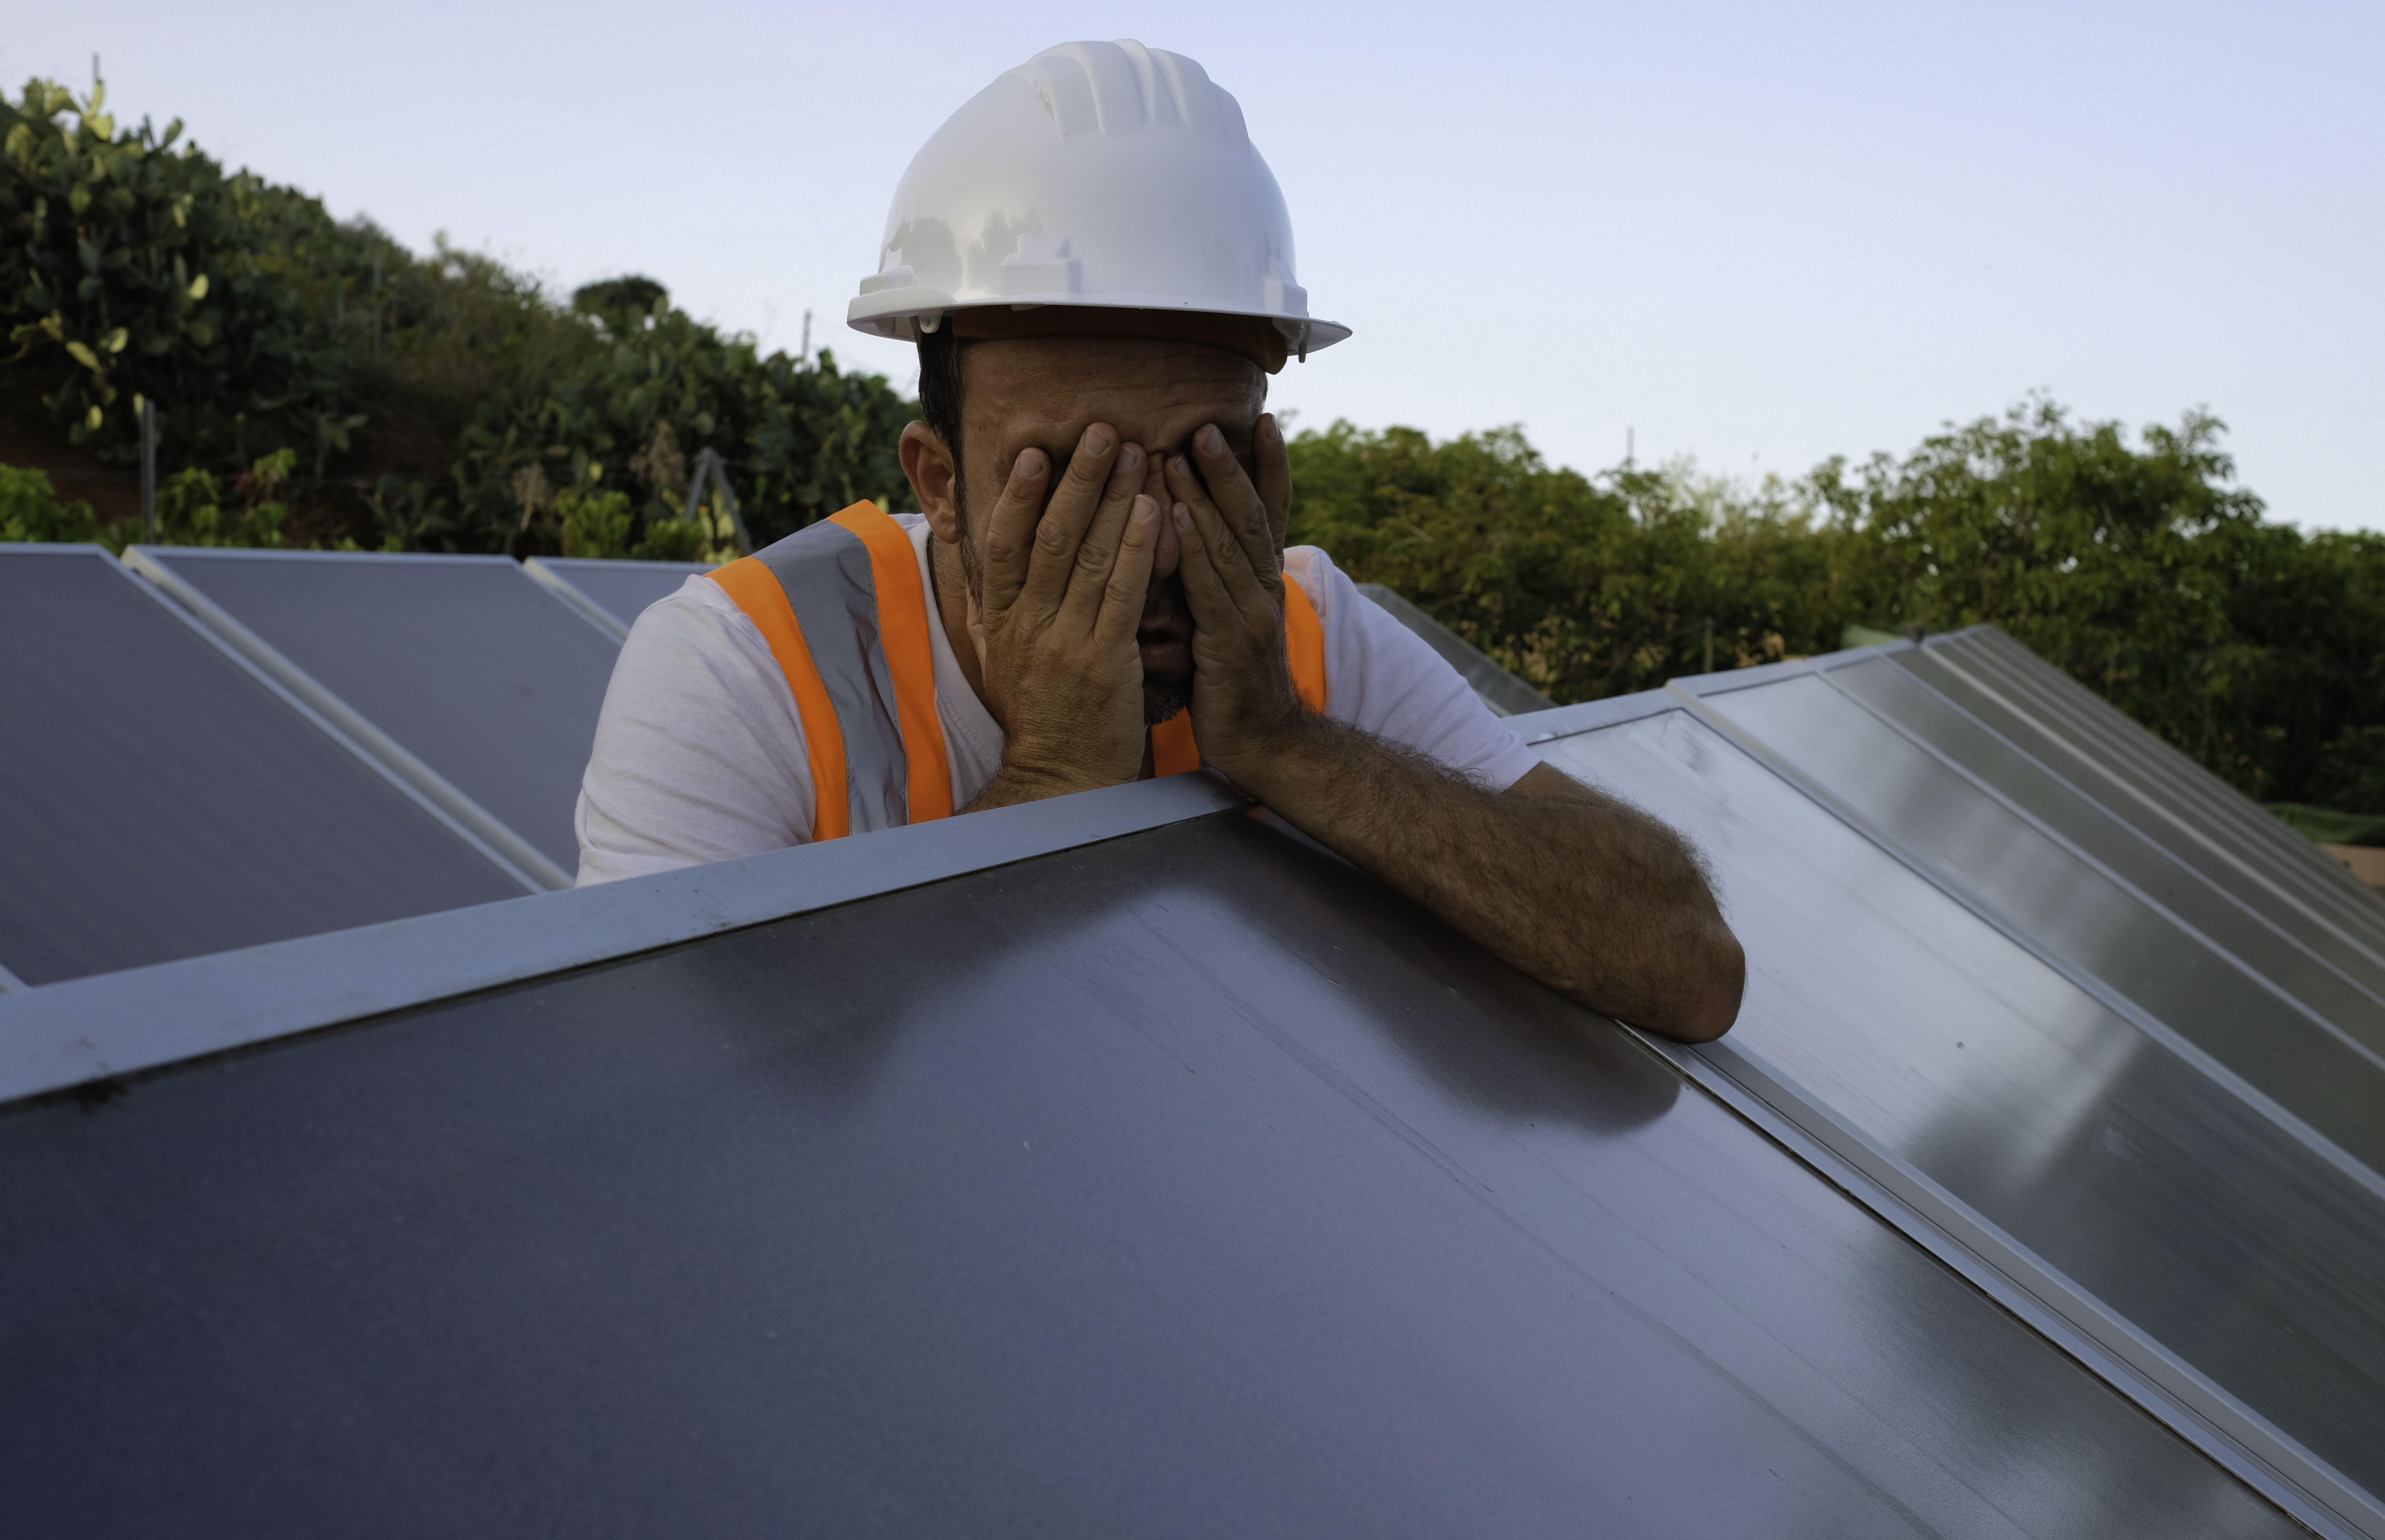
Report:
1005,40,1245,146
848,39,1347,361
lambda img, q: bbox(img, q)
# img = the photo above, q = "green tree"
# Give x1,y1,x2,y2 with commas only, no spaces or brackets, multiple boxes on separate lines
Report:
0,72,348,468
3,73,919,553
1285,422,1864,702
1288,403,2385,806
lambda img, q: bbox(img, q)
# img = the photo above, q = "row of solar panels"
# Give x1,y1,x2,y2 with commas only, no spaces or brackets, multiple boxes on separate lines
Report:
0,546,1552,991
3,616,2379,1535
0,546,686,986
1521,634,2385,1535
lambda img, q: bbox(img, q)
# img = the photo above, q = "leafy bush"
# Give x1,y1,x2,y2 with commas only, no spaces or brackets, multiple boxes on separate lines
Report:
0,461,113,546
2309,727,2385,816
1289,402,2385,806
154,447,294,547
554,481,738,564
1286,423,1866,702
0,77,347,467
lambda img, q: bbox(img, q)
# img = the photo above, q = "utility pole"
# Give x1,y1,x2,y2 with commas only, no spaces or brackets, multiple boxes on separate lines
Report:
1703,616,1714,675
139,397,158,543
800,309,812,364
1626,426,1634,469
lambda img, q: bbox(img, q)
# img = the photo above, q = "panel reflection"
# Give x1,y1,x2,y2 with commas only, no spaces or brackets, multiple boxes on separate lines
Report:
1536,708,2385,1504
1698,671,2385,1178
1930,632,2385,952
1828,652,2385,1020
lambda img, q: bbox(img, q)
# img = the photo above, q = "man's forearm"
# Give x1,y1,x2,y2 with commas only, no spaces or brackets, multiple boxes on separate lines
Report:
1233,715,1744,1041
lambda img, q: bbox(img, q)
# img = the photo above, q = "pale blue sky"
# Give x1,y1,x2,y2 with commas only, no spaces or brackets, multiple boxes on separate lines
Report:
10,2,2379,529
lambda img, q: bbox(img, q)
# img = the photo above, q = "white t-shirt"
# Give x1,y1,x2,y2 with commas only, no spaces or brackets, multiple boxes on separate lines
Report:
573,513,1540,885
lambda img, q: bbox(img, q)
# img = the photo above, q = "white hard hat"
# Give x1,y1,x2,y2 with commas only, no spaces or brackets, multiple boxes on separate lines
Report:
848,39,1348,362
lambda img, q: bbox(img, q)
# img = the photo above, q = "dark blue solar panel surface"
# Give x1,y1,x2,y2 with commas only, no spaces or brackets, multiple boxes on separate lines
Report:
0,548,519,985
0,811,2297,1537
145,550,622,871
535,557,708,629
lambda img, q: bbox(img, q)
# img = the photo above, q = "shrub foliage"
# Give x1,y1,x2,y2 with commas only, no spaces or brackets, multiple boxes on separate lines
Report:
1288,402,2385,807
1,72,915,554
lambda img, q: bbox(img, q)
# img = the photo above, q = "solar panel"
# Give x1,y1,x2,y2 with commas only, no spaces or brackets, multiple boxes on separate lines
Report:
132,548,625,880
0,546,524,986
525,556,709,638
1827,648,2385,1023
0,798,2301,1538
1914,628,2385,955
1686,664,2385,1173
1533,700,2385,1534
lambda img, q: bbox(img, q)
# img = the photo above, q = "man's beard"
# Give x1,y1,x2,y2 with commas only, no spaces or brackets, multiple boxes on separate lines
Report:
1141,668,1190,727
953,514,1194,729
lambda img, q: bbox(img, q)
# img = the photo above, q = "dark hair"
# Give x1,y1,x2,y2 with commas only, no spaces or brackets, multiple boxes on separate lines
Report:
916,325,967,496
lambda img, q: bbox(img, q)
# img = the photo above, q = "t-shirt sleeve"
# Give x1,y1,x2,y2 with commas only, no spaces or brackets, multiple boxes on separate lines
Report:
573,577,816,886
1289,546,1543,791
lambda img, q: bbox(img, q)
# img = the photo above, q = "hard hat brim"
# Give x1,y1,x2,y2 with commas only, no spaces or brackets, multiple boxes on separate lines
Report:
848,292,1351,362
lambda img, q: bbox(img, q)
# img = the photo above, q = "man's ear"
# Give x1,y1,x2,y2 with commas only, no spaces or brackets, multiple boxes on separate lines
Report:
900,422,963,545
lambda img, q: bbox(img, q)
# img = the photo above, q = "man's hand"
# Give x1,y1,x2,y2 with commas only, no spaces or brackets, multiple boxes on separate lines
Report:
1162,412,1743,1042
968,424,1162,807
1163,413,1311,785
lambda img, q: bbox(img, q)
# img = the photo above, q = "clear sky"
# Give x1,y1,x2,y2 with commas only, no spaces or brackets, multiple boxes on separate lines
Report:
10,2,2380,530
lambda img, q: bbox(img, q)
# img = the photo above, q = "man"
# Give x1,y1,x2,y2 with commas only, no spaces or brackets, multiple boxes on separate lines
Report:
576,40,1744,1042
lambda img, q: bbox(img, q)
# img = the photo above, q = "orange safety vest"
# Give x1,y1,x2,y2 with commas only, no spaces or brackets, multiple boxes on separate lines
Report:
709,501,1327,841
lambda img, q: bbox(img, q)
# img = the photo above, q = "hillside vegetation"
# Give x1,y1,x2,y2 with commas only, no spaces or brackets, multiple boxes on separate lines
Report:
0,74,912,556
5,71,2382,815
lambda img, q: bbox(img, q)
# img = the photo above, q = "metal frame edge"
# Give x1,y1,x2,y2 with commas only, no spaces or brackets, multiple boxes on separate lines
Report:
123,547,570,892
520,556,632,644
0,773,1247,1106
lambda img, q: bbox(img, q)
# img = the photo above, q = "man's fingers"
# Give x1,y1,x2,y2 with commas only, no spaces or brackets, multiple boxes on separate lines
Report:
1165,451,1272,620
1254,412,1292,560
1169,502,1240,628
1019,423,1123,618
1189,423,1278,579
1095,495,1161,647
1060,441,1148,628
978,446,1051,617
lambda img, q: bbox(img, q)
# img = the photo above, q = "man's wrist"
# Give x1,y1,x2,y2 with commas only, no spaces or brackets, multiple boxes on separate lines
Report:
1214,706,1336,805
974,757,1119,809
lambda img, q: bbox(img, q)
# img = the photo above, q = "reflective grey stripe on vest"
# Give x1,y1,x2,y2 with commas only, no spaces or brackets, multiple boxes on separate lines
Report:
754,519,909,833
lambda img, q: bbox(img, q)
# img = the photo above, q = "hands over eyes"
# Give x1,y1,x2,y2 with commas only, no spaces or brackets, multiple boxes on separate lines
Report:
1163,412,1309,782
969,411,1302,801
973,423,1159,796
